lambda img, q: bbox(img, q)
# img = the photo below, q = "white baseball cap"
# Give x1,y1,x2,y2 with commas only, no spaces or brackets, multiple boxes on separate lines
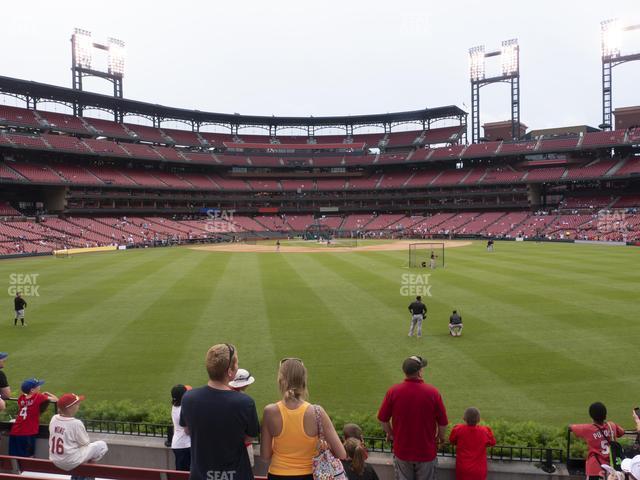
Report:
622,456,640,479
230,368,255,389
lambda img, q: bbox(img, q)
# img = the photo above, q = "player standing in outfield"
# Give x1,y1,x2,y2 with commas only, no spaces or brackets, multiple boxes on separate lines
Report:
14,292,27,327
429,252,437,269
486,239,494,252
449,310,463,337
276,240,281,252
0,352,10,412
408,296,427,338
9,378,58,457
49,393,108,473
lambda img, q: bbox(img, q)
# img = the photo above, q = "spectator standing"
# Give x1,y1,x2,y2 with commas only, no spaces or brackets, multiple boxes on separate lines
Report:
9,378,58,457
342,438,379,480
14,292,27,327
49,393,108,476
377,356,448,480
180,344,260,480
570,402,625,480
448,407,496,480
170,384,192,472
261,357,346,480
230,368,257,468
0,352,10,412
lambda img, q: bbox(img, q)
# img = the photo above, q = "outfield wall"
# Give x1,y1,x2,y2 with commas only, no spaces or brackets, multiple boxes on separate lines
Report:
0,432,582,480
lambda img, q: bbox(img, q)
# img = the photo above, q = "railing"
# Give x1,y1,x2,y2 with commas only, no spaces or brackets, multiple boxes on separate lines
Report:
83,419,171,438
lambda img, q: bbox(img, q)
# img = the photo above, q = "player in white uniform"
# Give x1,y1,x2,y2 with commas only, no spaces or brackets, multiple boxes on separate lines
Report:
49,393,108,473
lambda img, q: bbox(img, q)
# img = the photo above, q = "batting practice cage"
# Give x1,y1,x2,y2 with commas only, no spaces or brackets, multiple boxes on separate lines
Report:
408,242,445,268
303,223,357,247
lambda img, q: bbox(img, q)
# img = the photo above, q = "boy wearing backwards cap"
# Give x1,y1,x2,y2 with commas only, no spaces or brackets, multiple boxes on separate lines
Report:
9,378,57,457
49,393,108,476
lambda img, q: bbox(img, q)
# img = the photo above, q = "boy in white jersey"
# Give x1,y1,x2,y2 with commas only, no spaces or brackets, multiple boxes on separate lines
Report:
49,393,108,477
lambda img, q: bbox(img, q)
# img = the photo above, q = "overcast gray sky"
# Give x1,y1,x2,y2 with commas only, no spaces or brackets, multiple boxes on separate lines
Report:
3,0,640,133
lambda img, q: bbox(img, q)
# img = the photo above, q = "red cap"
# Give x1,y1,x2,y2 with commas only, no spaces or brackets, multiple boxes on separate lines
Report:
58,393,85,410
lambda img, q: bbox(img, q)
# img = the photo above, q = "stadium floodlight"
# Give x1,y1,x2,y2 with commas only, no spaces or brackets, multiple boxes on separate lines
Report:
601,19,621,59
107,37,126,77
73,28,93,69
501,39,519,76
469,45,485,81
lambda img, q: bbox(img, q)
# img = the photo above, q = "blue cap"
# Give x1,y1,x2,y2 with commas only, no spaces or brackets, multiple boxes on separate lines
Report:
21,378,45,394
0,352,8,360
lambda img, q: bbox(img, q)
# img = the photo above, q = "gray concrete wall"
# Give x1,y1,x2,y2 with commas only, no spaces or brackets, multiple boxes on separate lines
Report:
0,433,582,480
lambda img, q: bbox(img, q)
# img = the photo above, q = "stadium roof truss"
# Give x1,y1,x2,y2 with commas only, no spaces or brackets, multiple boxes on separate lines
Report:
0,75,467,138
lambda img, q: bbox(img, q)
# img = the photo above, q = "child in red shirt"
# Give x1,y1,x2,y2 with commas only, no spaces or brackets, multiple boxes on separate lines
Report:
449,407,496,480
9,378,58,457
570,402,625,480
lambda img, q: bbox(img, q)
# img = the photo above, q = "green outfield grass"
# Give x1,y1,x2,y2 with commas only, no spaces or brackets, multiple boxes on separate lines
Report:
0,241,638,428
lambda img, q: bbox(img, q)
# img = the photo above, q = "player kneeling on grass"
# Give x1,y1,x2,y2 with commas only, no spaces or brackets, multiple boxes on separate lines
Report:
449,310,463,337
49,393,108,478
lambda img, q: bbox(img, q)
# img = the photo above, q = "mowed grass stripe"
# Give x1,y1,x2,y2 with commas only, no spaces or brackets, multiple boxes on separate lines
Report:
257,253,393,414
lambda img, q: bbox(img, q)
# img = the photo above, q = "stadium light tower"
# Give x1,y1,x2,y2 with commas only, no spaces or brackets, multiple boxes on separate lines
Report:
600,18,640,130
469,39,520,143
71,28,125,118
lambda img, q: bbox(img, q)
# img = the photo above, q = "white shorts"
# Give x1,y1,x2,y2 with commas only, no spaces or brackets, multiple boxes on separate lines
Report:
15,309,25,319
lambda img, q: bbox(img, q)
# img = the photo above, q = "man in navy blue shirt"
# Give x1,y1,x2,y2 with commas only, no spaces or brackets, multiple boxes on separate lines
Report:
181,343,260,480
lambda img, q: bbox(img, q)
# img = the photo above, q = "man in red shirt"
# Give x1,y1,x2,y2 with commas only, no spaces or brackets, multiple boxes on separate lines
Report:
9,378,58,457
377,355,448,480
449,407,496,480
570,402,625,480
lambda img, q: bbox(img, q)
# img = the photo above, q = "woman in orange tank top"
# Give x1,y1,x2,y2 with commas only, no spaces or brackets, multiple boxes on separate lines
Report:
261,358,346,480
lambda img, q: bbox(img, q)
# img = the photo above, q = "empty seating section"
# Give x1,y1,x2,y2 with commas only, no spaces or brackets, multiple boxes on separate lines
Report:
313,135,348,144
151,171,194,189
365,214,405,230
50,164,104,185
563,195,614,209
0,163,25,180
346,174,382,189
0,105,40,127
181,152,216,164
524,167,566,182
421,126,464,145
42,134,91,152
249,156,282,167
499,141,537,155
316,216,343,229
459,168,485,185
199,132,235,147
378,172,411,188
86,166,137,186
8,162,63,183
84,117,131,138
377,153,408,164
431,169,467,186
230,216,267,232
281,179,313,191
511,214,555,237
154,145,186,162
3,133,47,148
538,137,580,152
38,110,89,134
462,142,501,158
429,145,465,161
581,130,626,147
343,156,375,166
316,178,346,190
409,213,456,233
216,155,249,166
124,170,169,188
613,195,640,208
120,143,163,160
286,214,315,230
276,136,310,145
484,212,530,236
247,179,280,191
565,159,616,179
125,124,167,143
608,158,640,176
162,128,202,146
311,156,343,167
83,138,130,156
455,212,505,235
385,131,421,147
180,173,220,189
481,168,524,184
0,202,20,216
255,215,288,230
208,174,250,190
404,170,440,187
351,132,385,147
341,214,374,231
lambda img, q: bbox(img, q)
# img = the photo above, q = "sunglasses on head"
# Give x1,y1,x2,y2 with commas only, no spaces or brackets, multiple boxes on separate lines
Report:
280,357,303,366
225,343,235,371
